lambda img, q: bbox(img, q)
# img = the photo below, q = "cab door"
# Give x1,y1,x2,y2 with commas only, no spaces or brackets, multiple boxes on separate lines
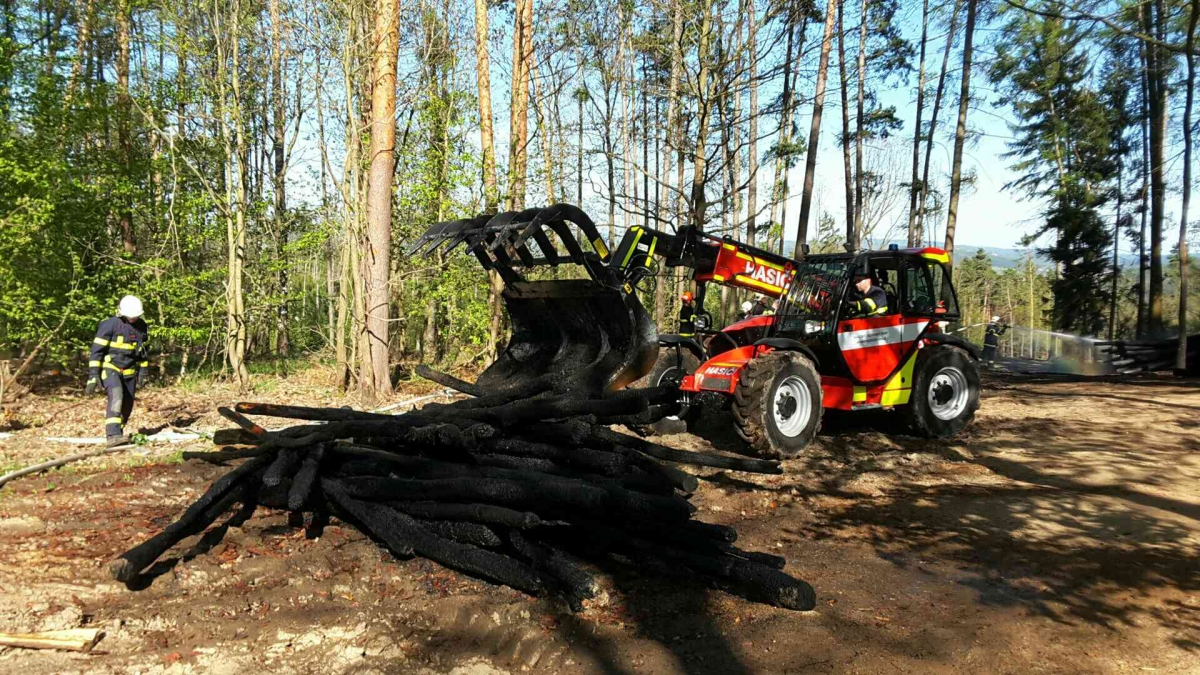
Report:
836,255,928,383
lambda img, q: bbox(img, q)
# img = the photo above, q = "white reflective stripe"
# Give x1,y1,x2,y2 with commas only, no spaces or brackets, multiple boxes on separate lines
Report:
837,321,928,352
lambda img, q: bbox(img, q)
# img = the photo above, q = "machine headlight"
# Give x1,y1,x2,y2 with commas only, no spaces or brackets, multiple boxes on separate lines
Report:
804,320,825,334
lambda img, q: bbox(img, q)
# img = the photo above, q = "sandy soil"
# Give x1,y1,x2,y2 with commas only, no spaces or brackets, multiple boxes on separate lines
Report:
0,369,1197,674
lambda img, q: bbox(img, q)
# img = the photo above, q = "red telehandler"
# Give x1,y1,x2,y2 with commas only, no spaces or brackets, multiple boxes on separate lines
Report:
408,204,981,459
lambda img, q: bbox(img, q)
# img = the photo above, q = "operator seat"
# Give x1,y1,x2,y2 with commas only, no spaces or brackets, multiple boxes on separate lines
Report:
876,272,899,315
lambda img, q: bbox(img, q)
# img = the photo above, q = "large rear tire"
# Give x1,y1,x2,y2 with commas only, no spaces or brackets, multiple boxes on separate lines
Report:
903,345,980,438
632,347,701,435
732,352,823,459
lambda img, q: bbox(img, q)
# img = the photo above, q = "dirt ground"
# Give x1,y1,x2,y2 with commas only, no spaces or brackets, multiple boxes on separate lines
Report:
0,368,1197,674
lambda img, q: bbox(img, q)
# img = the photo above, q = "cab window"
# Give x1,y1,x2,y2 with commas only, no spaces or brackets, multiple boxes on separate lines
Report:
903,258,960,318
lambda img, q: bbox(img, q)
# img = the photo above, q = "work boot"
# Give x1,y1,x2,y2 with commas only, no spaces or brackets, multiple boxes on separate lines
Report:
106,434,131,448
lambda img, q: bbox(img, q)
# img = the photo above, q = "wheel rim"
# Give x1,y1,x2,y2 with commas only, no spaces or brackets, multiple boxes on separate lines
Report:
928,366,970,421
772,375,812,437
657,366,686,421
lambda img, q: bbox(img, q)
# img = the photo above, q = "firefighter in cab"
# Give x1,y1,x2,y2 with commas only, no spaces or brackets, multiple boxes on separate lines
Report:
738,293,774,321
86,296,151,447
679,291,696,337
847,271,888,317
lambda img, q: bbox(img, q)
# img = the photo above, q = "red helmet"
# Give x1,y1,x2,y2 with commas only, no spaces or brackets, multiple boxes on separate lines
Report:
681,291,694,303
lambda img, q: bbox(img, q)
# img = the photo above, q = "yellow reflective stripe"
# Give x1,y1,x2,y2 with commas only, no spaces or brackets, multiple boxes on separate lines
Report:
870,305,888,316
863,298,877,311
881,353,917,406
621,228,645,268
108,342,137,350
852,386,868,403
139,361,149,367
88,360,101,367
592,237,609,260
646,236,658,258
732,274,784,294
93,337,111,346
103,363,136,375
105,417,124,425
735,251,786,271
713,274,726,281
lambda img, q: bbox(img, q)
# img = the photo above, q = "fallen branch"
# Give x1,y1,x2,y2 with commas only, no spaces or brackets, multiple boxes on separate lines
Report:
0,445,131,489
0,628,103,652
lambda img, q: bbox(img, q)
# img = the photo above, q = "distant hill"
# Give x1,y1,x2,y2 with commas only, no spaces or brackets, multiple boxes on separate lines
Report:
780,240,1141,271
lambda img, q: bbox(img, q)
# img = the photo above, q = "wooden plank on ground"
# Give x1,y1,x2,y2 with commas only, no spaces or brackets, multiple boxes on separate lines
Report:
0,628,103,652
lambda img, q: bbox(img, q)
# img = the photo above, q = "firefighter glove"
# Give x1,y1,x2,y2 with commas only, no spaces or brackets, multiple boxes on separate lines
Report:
85,379,97,397
137,369,148,388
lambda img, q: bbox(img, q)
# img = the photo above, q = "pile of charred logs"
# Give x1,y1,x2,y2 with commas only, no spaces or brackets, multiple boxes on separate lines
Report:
109,372,816,612
1094,334,1197,375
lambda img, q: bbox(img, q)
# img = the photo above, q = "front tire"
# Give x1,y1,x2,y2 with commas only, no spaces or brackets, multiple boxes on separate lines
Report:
632,347,701,435
904,345,980,438
733,352,823,459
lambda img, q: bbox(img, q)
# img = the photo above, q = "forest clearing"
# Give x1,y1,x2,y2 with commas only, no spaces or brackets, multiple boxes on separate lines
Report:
3,0,1200,670
0,368,1197,674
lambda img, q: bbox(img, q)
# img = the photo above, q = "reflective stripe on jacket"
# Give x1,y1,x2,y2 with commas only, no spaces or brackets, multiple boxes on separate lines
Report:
89,316,150,382
848,285,889,317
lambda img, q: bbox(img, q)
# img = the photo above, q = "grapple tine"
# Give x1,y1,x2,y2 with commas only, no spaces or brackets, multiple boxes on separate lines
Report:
485,210,533,253
439,215,493,257
527,226,561,266
405,220,455,257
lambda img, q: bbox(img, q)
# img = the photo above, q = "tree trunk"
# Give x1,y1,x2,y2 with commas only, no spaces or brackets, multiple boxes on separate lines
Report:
917,0,962,246
474,0,498,210
64,0,93,106
472,0,504,362
269,0,289,357
943,0,976,270
509,0,533,211
907,0,929,246
746,0,758,247
658,0,682,324
769,4,795,243
853,0,866,247
533,61,557,202
220,0,250,391
1146,0,1167,336
794,0,838,255
362,0,399,401
837,0,853,245
117,0,134,254
335,231,353,390
619,9,632,232
1178,0,1197,369
690,3,712,231
1137,14,1149,339
642,56,649,227
577,89,584,204
1109,157,1122,340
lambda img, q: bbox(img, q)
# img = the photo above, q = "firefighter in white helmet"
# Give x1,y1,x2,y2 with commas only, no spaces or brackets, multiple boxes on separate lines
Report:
982,314,1008,368
86,296,150,447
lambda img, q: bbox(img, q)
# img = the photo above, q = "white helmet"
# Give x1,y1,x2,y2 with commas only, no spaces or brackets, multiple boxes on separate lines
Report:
991,315,1001,323
741,300,753,312
118,295,144,319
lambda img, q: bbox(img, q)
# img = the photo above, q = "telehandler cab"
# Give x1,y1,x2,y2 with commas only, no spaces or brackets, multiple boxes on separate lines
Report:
408,204,981,459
